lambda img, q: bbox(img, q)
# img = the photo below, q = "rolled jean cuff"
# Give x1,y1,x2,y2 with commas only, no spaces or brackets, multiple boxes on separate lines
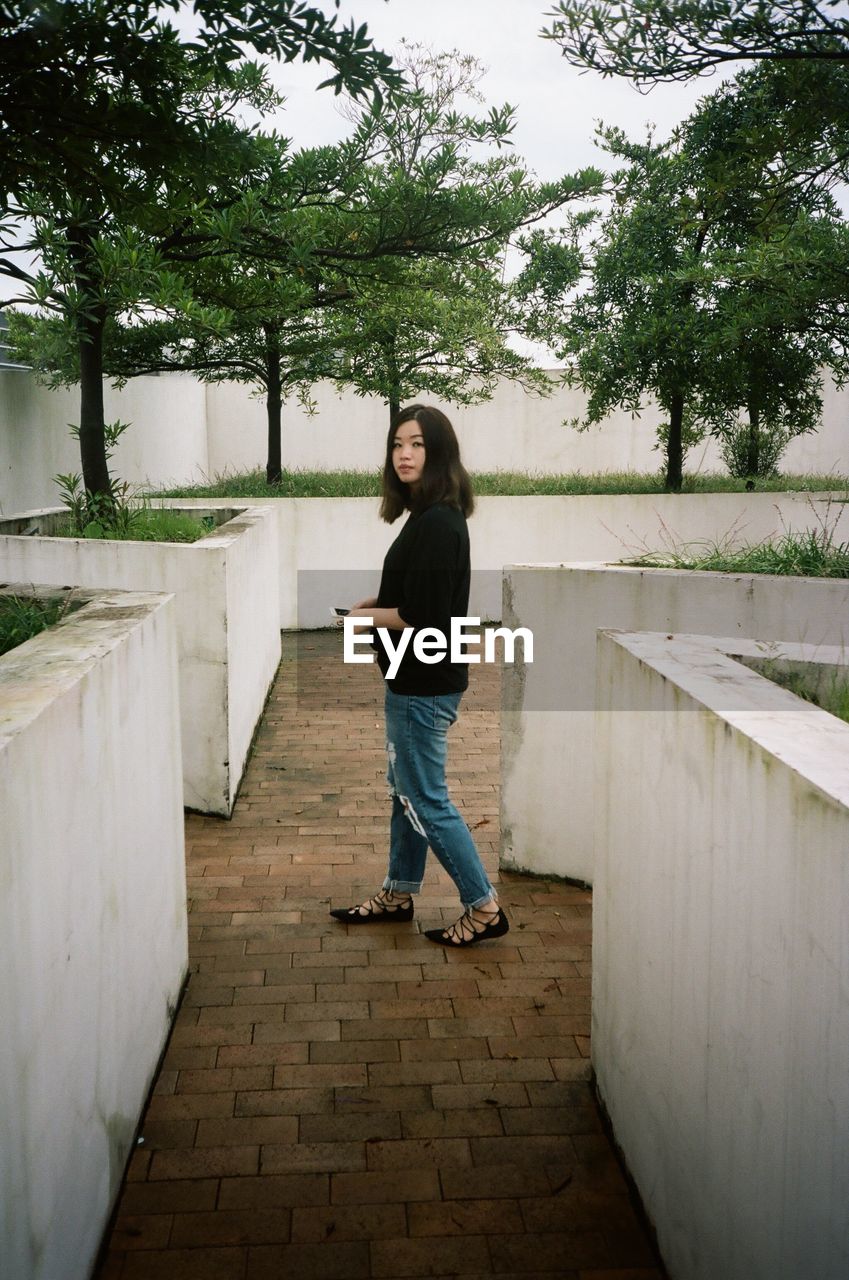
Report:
383,877,422,895
466,888,498,911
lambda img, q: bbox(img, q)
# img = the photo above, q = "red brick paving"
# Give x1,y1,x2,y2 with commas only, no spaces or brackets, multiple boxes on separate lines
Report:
97,630,663,1279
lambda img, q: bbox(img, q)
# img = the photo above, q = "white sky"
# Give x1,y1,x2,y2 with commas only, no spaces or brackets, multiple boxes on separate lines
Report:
265,0,736,178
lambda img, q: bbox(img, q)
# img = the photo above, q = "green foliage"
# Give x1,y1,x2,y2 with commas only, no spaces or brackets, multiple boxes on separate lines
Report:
517,60,849,490
541,2,849,83
762,664,849,724
626,522,849,576
313,43,600,424
149,467,849,499
55,421,209,540
0,0,402,499
54,478,210,542
0,0,400,202
719,420,790,477
0,593,73,657
99,43,601,483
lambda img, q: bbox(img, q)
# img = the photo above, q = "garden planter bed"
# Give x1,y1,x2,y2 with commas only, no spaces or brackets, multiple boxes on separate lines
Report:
500,562,849,884
144,490,845,628
0,503,280,814
0,585,186,1280
593,630,849,1280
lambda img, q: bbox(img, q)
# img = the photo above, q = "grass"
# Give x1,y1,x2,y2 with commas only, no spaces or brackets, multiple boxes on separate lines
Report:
626,525,849,578
149,468,849,500
762,664,849,725
56,506,214,543
117,508,214,543
0,594,72,657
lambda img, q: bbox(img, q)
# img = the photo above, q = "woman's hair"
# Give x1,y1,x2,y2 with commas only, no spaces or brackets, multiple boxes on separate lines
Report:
379,404,475,523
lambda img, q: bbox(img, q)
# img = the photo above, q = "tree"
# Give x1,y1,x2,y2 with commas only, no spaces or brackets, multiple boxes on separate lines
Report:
93,238,350,485
517,102,849,488
534,130,716,489
0,0,401,203
536,4,849,484
80,46,601,482
320,256,555,426
320,43,580,424
674,61,849,473
0,0,401,507
541,1,849,82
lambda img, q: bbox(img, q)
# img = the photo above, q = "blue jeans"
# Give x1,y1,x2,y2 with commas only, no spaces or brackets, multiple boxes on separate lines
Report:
382,687,496,910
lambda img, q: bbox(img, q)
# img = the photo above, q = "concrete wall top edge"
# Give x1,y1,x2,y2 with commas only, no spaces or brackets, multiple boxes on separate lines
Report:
0,589,174,746
505,561,849,586
0,503,267,549
601,629,849,808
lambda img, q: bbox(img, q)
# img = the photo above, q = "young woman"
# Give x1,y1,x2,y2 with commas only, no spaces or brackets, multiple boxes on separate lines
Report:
330,404,509,947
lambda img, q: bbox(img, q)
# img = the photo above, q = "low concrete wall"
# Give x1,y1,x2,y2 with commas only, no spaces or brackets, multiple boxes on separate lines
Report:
593,630,849,1280
0,587,187,1280
500,561,849,884
0,504,281,814
163,490,848,630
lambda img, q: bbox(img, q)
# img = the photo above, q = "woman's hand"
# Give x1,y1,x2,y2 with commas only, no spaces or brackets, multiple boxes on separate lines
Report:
352,597,378,610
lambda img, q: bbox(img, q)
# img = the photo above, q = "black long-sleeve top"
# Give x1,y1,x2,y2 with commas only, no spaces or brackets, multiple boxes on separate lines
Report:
374,502,471,695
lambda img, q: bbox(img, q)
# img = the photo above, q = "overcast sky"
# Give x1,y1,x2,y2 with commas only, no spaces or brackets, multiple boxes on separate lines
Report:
0,0,736,327
266,0,735,178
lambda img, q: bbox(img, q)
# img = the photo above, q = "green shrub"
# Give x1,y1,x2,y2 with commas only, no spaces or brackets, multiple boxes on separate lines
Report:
0,594,71,657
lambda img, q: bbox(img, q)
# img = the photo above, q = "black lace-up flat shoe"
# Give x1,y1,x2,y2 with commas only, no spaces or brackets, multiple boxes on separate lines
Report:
424,907,509,947
329,894,414,924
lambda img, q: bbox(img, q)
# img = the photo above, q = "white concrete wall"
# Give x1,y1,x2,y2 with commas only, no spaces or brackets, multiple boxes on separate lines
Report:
0,588,187,1280
0,504,281,814
204,373,849,477
221,507,282,796
0,370,209,516
170,490,849,629
2,367,847,518
593,630,849,1280
500,559,849,884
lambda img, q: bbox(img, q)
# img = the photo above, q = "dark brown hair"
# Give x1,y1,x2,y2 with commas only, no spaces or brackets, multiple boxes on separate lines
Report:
379,404,475,523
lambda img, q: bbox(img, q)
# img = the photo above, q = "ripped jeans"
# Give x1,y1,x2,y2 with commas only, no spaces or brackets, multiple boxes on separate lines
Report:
382,687,496,911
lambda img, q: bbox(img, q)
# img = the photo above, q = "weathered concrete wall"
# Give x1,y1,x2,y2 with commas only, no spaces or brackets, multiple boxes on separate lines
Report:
154,490,849,631
2,366,848,516
0,588,187,1280
204,373,849,477
0,504,281,814
593,630,849,1280
500,558,849,884
0,370,209,516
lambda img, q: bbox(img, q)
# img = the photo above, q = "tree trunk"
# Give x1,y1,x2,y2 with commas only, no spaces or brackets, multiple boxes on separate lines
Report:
264,326,282,485
388,390,401,427
745,399,760,477
384,332,401,427
77,304,112,498
68,224,112,500
664,391,684,492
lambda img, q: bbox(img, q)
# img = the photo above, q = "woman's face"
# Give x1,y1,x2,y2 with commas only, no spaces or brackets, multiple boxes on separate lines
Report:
392,418,426,489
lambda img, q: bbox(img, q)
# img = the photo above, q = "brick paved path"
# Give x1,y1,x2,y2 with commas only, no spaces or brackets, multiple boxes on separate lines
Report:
99,631,663,1279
